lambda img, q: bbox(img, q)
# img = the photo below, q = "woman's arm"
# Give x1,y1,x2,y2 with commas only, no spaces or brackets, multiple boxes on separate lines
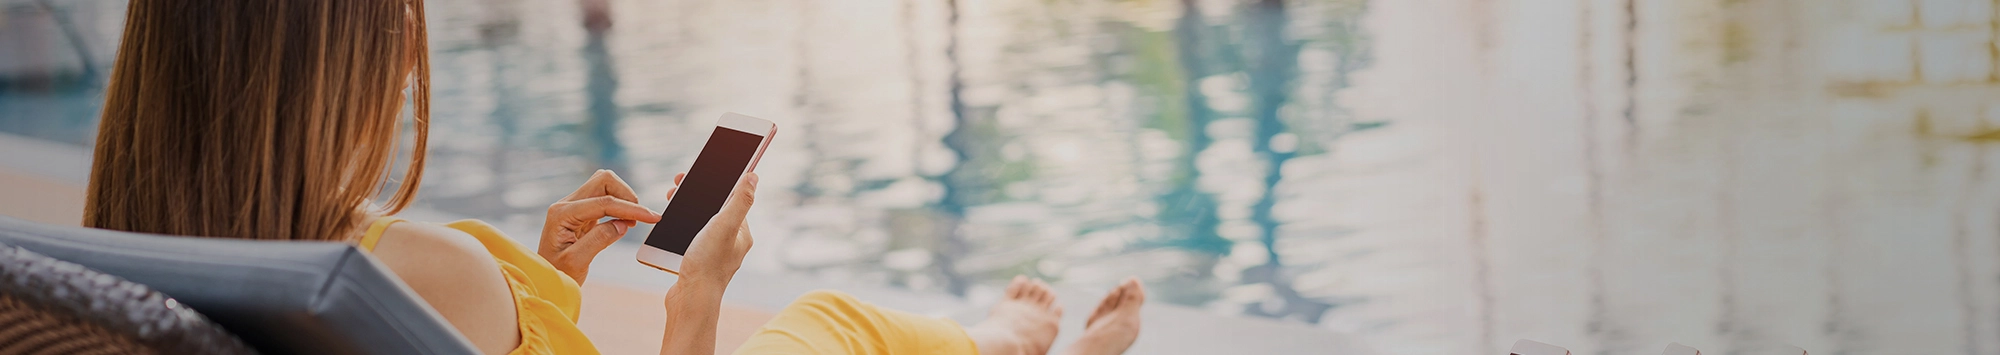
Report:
657,173,759,355
661,278,726,355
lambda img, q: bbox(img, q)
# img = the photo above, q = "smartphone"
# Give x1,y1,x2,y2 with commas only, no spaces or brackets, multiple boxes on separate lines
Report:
636,113,775,274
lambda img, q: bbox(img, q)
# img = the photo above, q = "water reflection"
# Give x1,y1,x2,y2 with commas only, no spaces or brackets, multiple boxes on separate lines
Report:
0,0,1373,328
0,0,114,145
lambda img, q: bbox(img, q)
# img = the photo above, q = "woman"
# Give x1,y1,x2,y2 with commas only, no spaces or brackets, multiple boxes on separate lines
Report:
82,0,1145,354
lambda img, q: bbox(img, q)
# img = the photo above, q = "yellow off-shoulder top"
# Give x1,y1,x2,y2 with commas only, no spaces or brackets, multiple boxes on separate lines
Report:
356,217,600,355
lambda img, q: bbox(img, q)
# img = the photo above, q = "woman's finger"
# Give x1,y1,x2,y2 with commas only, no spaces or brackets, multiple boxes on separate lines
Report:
674,173,686,186
563,169,641,203
558,195,662,223
572,219,634,257
705,173,759,232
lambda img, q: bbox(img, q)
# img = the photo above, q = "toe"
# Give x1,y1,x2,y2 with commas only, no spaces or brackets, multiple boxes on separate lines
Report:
1101,286,1125,310
1036,279,1059,305
1121,278,1146,305
1086,287,1122,327
1048,292,1060,307
1007,275,1029,298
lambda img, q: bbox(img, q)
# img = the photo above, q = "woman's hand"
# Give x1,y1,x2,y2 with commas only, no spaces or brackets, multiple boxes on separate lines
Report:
661,172,758,287
658,172,758,355
540,169,661,284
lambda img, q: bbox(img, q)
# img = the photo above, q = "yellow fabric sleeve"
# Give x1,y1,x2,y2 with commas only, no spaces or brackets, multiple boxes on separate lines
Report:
355,216,400,252
357,217,598,355
441,220,596,355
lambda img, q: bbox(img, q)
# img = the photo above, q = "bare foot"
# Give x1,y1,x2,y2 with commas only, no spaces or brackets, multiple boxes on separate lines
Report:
1063,277,1145,355
966,276,1063,355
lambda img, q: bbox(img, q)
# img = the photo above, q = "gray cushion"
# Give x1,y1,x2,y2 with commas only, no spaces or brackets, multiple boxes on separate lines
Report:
0,216,478,355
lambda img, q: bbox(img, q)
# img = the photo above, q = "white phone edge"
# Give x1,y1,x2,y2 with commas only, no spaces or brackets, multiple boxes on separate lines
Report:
636,246,685,275
636,112,776,275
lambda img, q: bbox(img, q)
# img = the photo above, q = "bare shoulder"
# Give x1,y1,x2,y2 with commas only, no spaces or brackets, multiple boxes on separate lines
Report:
371,221,523,355
371,222,506,289
373,222,496,268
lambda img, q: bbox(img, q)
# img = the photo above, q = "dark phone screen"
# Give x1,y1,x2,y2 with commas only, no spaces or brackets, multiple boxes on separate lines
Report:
645,127,763,254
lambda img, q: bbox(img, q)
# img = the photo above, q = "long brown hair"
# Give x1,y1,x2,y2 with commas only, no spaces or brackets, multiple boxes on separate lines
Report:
85,0,430,242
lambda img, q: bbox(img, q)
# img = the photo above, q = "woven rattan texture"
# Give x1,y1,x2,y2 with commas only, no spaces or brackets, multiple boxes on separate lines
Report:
0,245,254,354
